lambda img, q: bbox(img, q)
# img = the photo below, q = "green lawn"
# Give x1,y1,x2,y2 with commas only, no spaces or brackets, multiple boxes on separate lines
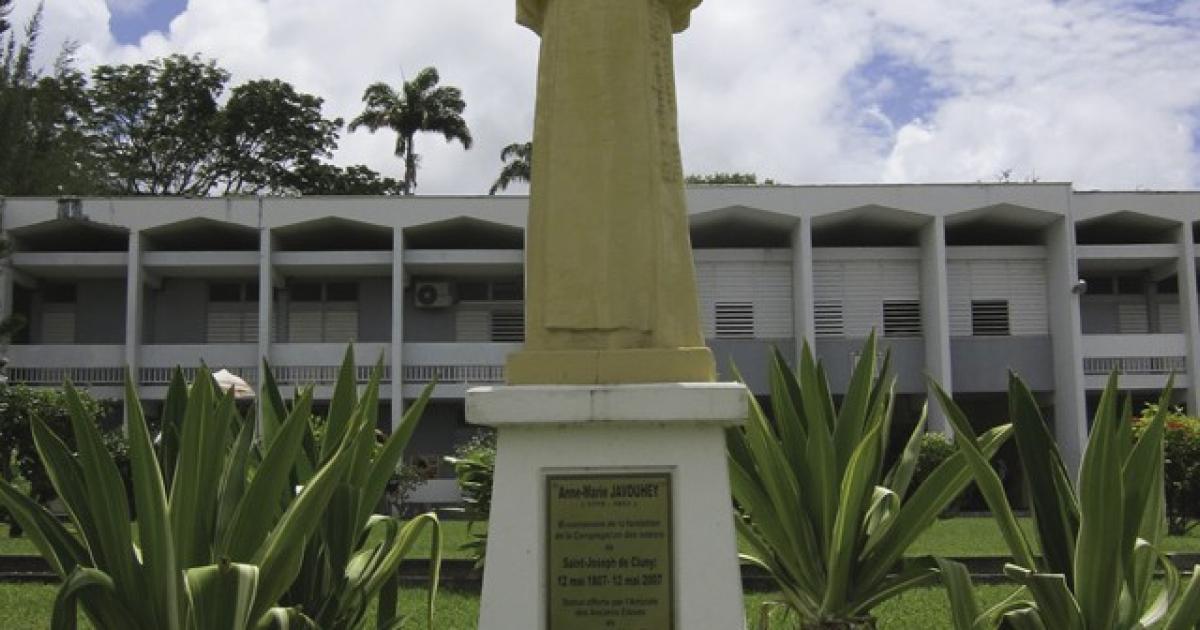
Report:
0,581,1050,629
5,517,1200,559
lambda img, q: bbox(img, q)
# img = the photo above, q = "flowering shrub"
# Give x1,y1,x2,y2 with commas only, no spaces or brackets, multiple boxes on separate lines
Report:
1134,403,1200,535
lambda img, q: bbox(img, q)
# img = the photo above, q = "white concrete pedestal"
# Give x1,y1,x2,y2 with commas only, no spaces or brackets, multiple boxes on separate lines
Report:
467,382,748,630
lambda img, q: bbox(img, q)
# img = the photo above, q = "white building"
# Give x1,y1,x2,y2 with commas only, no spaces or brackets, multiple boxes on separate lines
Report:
2,183,1197,501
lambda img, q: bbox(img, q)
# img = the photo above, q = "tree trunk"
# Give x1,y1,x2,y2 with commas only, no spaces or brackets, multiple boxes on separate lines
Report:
403,139,417,195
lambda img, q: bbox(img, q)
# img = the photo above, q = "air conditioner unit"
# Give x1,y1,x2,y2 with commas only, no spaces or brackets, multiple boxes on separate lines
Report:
414,282,453,308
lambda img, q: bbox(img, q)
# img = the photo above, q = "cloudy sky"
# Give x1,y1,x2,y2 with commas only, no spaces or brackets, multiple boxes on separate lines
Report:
9,0,1200,194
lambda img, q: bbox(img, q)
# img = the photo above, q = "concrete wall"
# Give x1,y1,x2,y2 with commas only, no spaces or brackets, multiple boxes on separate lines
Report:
148,278,208,343
951,336,1055,392
707,338,794,395
402,287,456,341
358,278,392,342
815,337,925,394
76,280,126,344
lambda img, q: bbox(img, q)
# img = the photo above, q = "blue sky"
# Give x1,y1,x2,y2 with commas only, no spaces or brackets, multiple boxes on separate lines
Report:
106,0,186,45
10,0,1200,193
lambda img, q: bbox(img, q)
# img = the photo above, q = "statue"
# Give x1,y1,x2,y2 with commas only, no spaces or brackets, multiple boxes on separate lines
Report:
507,0,715,385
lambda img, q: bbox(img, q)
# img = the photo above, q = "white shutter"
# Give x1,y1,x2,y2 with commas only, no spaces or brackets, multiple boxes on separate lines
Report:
948,262,972,336
206,310,243,343
42,309,75,344
1158,303,1181,334
695,260,792,339
948,259,1048,337
1007,260,1049,336
323,302,358,342
816,259,918,337
814,262,845,338
288,306,323,342
456,306,490,342
1118,303,1150,334
242,311,258,342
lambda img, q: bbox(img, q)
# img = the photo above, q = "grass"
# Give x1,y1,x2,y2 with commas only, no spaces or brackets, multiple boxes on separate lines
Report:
5,517,1200,559
0,582,1063,629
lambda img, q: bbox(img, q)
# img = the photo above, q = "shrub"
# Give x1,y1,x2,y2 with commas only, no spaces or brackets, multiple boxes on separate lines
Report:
1134,403,1200,535
444,431,495,566
728,334,1013,628
0,385,124,535
934,374,1200,629
0,348,441,629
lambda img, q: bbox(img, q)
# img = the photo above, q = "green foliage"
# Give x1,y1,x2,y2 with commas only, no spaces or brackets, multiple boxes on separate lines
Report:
912,432,956,490
0,349,440,629
213,78,342,195
87,54,230,195
0,385,117,508
685,172,779,185
262,347,442,629
727,334,1013,627
0,5,101,196
444,432,495,566
1134,404,1200,536
932,374,1200,629
350,66,473,194
292,161,408,195
488,141,531,194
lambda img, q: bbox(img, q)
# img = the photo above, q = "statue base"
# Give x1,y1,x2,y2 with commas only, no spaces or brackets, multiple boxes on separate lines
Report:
468,383,748,630
505,347,715,385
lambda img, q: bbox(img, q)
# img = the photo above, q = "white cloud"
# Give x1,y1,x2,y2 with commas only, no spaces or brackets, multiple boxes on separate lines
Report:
11,0,1200,192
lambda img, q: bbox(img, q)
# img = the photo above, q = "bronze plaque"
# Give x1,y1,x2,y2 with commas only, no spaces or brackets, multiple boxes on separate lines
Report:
546,472,673,629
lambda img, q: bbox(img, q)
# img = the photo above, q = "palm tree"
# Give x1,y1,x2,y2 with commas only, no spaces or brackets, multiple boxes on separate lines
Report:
489,141,531,194
349,67,472,194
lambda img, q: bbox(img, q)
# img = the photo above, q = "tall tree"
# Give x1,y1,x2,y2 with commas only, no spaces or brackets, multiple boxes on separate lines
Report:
87,54,229,195
684,172,776,185
0,3,99,196
0,0,12,36
214,79,341,194
292,161,407,196
489,140,531,194
349,66,472,194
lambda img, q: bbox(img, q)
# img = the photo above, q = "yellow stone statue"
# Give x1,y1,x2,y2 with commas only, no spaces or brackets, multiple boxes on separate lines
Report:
506,0,715,384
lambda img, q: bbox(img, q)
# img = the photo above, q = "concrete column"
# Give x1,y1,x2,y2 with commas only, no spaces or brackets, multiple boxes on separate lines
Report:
1045,217,1087,478
391,229,406,432
919,216,952,433
257,228,274,387
124,232,144,430
791,217,815,364
1176,224,1200,414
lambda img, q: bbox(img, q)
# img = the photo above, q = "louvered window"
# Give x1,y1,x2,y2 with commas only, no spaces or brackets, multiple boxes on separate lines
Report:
714,301,755,339
970,300,1010,336
1117,303,1150,334
41,283,76,344
882,301,921,338
490,310,524,342
1159,303,1182,334
285,282,358,342
814,301,844,338
207,282,258,343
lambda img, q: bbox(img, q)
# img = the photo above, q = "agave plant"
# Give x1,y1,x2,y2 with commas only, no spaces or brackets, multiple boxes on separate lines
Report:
262,348,441,629
0,368,353,628
932,373,1200,629
0,348,441,629
727,333,1013,628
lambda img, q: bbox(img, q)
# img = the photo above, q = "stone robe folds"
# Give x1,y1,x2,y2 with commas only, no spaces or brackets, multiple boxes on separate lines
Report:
518,0,705,353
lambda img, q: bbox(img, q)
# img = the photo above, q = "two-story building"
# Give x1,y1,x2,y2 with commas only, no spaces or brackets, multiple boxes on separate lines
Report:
2,184,1197,503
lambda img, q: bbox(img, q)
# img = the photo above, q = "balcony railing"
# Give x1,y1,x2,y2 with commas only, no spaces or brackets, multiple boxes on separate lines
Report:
1081,333,1188,377
7,366,125,387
